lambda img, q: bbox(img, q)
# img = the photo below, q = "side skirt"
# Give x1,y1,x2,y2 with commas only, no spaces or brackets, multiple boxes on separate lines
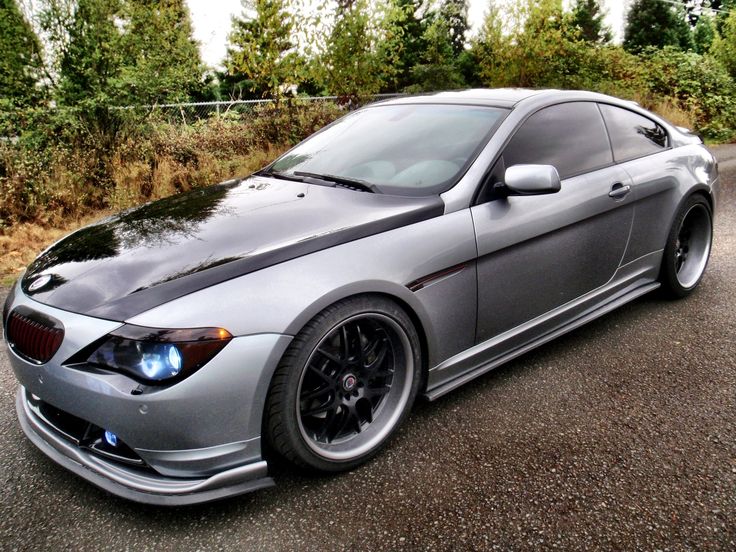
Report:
423,280,660,401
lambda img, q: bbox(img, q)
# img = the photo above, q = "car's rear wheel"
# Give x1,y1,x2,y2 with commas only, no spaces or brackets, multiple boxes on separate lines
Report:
265,296,421,472
660,195,713,298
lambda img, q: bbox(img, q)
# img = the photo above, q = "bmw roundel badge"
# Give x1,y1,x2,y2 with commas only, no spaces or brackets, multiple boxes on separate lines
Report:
28,274,52,292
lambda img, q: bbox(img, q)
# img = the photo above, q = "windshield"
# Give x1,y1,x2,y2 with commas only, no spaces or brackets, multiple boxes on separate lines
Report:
267,104,508,196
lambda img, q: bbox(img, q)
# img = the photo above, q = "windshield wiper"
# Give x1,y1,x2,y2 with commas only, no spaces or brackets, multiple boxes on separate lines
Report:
255,169,304,183
293,171,380,194
257,169,380,193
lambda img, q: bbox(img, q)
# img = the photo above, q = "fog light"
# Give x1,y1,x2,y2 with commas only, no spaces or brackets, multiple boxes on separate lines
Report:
104,430,118,447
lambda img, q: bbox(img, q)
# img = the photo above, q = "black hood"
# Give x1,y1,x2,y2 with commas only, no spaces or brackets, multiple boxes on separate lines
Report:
21,177,443,321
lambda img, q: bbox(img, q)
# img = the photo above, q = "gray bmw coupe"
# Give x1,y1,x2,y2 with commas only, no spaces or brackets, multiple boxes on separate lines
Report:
3,89,719,505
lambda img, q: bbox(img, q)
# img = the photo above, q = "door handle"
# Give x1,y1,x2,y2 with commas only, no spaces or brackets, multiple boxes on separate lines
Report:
608,183,631,199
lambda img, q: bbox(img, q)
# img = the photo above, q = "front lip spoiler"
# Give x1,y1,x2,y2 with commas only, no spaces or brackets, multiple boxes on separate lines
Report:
16,387,274,506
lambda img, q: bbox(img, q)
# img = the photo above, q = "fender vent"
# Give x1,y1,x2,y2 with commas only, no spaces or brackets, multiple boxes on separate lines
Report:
7,310,64,364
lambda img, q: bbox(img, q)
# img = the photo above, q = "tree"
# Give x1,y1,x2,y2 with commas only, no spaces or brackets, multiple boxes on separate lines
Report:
438,0,469,56
712,0,736,33
693,13,716,54
390,0,426,89
311,0,403,100
56,0,122,107
115,0,204,105
408,15,465,91
0,0,44,105
712,9,736,78
571,0,612,43
473,0,585,88
624,0,694,53
225,0,301,99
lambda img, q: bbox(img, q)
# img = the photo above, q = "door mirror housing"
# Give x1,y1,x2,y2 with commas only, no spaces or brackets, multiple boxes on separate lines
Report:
504,165,561,196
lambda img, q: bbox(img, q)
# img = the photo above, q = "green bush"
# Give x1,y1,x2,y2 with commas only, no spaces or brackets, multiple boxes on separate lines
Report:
642,47,736,140
0,102,342,228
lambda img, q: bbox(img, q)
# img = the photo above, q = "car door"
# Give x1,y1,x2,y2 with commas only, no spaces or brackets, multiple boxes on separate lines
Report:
597,103,675,265
471,101,636,344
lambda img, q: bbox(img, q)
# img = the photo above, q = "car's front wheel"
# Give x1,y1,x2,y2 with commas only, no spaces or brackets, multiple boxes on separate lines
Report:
660,194,713,298
264,296,422,472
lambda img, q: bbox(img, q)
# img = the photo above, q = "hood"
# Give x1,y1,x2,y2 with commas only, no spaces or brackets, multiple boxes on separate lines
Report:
22,177,444,321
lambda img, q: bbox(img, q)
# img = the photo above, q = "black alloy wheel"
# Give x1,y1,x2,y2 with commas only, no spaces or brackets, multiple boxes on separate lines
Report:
265,296,421,472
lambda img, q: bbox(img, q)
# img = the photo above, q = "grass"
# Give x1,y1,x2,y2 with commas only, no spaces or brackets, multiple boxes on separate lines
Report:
0,140,294,284
0,214,109,284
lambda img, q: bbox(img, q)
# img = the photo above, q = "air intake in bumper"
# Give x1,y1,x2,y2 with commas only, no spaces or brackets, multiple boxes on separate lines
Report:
6,308,64,364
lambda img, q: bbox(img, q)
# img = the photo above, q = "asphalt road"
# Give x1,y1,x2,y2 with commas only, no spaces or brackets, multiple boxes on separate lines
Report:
1,146,735,551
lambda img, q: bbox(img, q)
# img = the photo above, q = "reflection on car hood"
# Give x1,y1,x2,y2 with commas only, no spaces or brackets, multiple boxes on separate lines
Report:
21,177,444,321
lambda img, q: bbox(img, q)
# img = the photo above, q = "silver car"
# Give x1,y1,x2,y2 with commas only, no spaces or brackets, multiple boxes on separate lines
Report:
2,89,718,505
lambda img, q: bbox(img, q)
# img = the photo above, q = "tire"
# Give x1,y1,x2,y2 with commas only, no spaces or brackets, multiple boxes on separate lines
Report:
660,195,713,298
264,296,422,473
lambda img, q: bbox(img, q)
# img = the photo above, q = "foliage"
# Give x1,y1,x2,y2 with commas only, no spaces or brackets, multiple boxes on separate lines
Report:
40,0,203,107
407,14,466,92
714,0,736,33
225,0,302,99
55,0,122,107
438,0,469,56
0,0,44,105
644,47,736,140
474,0,585,88
391,0,426,89
308,0,404,101
624,0,693,53
115,0,205,106
693,14,716,54
571,0,612,43
0,102,342,228
711,8,736,79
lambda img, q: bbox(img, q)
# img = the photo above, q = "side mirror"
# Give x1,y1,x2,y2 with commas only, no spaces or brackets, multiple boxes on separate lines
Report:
504,164,561,196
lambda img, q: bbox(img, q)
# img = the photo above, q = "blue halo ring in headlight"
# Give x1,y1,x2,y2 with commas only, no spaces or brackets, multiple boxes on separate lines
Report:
139,344,183,380
168,345,182,375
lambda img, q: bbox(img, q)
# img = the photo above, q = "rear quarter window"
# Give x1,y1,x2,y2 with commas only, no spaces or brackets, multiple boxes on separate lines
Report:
599,104,668,162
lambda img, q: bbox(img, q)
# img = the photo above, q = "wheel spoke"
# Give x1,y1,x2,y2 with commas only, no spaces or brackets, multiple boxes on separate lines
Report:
302,401,334,418
351,411,363,434
314,346,342,367
300,385,331,404
326,407,351,442
363,337,389,371
316,408,338,441
341,321,363,361
340,325,350,361
365,384,391,400
306,363,335,385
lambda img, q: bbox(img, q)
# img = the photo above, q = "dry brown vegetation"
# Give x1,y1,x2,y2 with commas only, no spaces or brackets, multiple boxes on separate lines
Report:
0,103,341,282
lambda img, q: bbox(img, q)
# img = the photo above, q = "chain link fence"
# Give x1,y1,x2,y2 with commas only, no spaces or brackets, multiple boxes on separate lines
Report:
131,94,404,125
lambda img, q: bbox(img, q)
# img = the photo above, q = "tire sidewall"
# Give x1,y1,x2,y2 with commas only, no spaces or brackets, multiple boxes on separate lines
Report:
661,195,713,298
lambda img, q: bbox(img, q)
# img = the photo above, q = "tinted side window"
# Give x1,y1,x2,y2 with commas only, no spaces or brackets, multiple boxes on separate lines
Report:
599,104,668,162
502,102,613,179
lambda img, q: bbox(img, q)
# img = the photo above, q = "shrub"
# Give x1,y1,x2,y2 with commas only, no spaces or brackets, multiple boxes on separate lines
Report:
0,101,343,228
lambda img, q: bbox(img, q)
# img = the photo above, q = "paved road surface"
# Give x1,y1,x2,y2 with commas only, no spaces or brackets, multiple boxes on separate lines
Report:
1,146,735,551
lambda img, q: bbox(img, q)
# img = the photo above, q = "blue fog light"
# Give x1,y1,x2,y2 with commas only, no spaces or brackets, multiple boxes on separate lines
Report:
104,430,118,447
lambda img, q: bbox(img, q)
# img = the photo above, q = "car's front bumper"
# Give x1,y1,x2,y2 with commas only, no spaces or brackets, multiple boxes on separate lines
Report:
4,281,293,505
16,387,274,505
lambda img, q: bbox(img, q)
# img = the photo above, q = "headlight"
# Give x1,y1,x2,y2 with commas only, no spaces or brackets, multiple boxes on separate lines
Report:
86,325,232,384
